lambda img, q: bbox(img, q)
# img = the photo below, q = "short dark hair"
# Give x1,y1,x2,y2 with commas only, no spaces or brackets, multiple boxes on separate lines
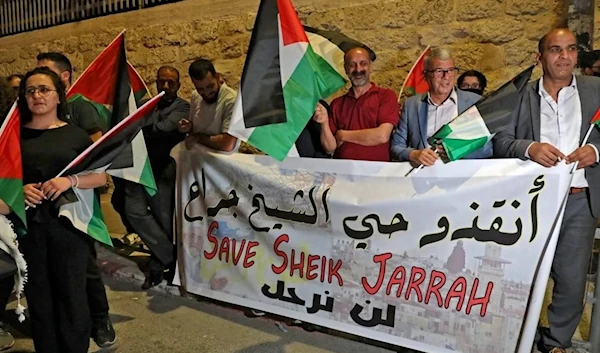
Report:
578,50,600,69
157,65,180,82
0,79,17,119
6,74,24,82
537,34,547,54
457,70,487,91
36,52,73,82
17,67,67,125
188,59,216,81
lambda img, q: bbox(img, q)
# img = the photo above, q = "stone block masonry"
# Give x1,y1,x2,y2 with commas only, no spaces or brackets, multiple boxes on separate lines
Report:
0,0,567,101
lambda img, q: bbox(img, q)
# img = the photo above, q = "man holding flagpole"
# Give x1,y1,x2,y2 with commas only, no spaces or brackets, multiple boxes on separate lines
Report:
493,28,600,353
390,48,488,165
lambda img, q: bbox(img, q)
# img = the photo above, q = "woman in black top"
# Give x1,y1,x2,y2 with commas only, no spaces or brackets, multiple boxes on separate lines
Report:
18,67,107,353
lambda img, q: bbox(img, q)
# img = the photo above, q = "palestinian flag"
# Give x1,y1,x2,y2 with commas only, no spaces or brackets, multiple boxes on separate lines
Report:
68,30,156,194
581,100,600,146
227,0,346,161
431,65,534,161
128,62,148,104
57,93,164,246
591,110,600,126
68,61,147,129
0,103,25,228
400,46,430,99
304,25,376,72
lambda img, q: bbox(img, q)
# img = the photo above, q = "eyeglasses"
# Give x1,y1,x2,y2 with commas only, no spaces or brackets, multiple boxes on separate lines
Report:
25,86,57,98
425,68,459,78
460,83,481,90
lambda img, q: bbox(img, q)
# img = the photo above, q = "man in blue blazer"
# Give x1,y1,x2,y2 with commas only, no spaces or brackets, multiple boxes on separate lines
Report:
391,48,491,165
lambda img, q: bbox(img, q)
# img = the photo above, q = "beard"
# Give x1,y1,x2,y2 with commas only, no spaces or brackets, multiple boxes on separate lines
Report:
201,87,220,104
349,71,369,87
202,94,219,104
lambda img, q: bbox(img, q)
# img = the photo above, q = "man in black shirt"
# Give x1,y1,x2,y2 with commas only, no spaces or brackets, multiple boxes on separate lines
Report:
36,52,116,348
125,66,190,289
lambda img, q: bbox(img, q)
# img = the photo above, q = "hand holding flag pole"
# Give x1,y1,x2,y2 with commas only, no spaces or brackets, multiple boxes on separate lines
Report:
24,92,164,211
406,145,439,176
569,108,600,171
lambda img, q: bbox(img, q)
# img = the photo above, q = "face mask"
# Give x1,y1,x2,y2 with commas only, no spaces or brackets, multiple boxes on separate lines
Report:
461,88,484,96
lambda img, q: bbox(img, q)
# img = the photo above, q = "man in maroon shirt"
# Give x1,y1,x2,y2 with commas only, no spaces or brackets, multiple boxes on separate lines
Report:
313,47,399,161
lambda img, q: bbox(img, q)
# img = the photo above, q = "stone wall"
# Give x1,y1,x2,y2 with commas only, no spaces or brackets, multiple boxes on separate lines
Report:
595,0,600,49
0,0,566,100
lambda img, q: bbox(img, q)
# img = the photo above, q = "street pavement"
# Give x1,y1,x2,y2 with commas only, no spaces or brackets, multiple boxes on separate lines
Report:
3,276,400,353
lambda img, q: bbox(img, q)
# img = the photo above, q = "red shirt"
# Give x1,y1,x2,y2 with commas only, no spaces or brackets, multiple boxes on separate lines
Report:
328,83,399,161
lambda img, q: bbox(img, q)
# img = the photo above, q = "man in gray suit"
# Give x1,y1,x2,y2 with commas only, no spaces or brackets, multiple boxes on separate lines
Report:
494,28,600,353
391,48,489,165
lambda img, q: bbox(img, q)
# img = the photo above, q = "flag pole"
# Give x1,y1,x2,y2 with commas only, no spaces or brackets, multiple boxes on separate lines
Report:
411,164,425,175
398,45,430,103
0,101,17,135
23,92,165,212
581,124,595,147
57,91,165,177
571,124,596,171
407,148,438,176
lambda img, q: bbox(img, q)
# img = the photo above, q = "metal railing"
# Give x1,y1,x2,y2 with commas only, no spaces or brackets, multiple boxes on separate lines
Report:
0,0,182,37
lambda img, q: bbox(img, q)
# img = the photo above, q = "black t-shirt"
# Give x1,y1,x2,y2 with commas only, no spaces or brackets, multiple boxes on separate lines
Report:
65,98,106,134
21,124,92,223
295,100,330,158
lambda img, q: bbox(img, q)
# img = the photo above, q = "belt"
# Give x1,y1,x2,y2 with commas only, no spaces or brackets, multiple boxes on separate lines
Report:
570,187,588,194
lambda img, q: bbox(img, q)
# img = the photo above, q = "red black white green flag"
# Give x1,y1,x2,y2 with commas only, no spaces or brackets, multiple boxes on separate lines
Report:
68,30,156,193
227,0,347,161
57,94,164,246
0,103,25,228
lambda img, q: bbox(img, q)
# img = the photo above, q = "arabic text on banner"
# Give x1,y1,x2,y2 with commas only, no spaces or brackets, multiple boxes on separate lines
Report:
172,145,571,353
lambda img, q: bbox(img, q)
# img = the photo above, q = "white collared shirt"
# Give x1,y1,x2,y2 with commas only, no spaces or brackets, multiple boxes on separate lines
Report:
426,89,458,140
537,75,587,187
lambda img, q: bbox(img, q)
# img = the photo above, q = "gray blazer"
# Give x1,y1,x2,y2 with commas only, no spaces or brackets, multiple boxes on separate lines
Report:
391,89,490,161
493,75,600,217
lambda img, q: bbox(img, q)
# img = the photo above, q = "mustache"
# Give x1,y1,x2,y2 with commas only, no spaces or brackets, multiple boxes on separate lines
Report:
351,71,366,77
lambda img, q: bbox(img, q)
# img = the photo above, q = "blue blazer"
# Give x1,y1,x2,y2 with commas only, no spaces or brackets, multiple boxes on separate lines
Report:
390,89,492,161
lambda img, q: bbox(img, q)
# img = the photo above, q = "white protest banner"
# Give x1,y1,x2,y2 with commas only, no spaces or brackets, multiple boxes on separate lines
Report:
172,145,572,353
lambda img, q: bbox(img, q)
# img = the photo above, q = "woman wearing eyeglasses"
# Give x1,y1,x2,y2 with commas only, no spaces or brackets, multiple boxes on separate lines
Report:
457,70,488,96
17,67,106,353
